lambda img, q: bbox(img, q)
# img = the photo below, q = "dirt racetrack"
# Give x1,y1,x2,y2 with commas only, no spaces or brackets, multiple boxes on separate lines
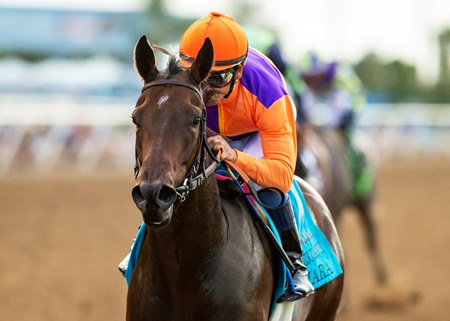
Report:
0,158,449,321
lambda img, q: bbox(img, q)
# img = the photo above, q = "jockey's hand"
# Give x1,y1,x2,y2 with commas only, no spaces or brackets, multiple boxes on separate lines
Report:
207,135,237,163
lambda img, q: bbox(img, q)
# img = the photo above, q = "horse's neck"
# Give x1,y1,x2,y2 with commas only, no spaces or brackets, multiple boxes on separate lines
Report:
134,177,277,319
146,176,225,268
175,176,225,245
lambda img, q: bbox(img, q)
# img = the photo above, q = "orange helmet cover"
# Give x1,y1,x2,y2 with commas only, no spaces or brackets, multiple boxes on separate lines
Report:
180,12,248,71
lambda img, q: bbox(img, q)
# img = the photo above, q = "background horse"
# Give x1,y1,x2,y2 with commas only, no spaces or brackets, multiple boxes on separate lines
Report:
296,124,388,288
127,35,344,321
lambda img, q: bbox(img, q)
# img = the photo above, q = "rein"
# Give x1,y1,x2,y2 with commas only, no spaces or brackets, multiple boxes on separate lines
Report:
135,79,220,205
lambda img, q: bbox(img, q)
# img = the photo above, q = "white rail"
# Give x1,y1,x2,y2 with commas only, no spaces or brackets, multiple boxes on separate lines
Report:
0,99,449,174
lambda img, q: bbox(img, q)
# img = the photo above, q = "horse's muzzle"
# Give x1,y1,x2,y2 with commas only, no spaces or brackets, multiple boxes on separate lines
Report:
132,183,177,227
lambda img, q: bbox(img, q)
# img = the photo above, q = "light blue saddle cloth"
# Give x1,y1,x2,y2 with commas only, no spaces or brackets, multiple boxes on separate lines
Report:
124,178,343,309
270,179,343,303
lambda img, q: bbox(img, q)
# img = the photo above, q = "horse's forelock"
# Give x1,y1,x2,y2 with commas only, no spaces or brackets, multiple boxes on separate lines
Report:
166,56,183,78
150,44,184,79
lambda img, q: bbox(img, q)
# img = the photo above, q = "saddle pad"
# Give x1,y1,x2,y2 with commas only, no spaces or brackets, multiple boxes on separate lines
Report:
124,223,146,285
248,178,343,311
289,179,343,291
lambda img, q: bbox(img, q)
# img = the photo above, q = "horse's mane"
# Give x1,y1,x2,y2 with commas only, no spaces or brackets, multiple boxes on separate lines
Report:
151,44,183,78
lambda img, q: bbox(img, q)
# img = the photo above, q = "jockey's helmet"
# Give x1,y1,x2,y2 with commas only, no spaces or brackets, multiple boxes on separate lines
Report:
179,12,248,71
299,52,337,90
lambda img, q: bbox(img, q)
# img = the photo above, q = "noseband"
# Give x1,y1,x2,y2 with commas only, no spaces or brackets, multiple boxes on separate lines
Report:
135,79,220,205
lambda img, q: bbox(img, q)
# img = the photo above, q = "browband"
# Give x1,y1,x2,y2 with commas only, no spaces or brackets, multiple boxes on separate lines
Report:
141,79,202,101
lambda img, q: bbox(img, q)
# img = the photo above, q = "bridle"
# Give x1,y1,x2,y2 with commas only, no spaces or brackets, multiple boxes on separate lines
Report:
134,79,220,205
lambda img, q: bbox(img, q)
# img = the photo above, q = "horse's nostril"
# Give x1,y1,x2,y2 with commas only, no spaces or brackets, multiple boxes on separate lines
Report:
132,183,177,211
156,185,177,210
132,185,145,208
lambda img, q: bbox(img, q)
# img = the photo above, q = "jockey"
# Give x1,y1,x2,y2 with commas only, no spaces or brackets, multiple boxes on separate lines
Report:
179,12,314,300
299,52,372,197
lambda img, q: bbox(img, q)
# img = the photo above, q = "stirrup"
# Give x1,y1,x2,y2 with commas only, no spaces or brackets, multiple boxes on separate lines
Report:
278,287,314,303
277,270,315,302
279,290,305,303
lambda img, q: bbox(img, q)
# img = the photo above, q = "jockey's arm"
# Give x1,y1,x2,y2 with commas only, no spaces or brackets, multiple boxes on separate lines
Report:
235,96,297,193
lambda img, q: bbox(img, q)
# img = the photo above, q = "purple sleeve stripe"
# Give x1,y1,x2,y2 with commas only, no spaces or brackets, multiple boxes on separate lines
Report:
240,48,288,109
206,105,220,134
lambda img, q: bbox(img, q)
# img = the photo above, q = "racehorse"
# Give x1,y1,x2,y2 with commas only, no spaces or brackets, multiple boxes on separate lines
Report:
296,124,388,287
127,35,344,321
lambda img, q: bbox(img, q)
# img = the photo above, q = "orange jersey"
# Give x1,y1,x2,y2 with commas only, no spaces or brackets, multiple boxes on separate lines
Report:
206,48,297,193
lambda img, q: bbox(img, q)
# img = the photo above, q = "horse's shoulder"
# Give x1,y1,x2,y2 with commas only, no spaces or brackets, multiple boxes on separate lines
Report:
216,182,251,216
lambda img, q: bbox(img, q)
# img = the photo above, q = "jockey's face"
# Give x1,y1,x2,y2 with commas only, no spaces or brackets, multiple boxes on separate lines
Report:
202,64,244,106
202,82,232,106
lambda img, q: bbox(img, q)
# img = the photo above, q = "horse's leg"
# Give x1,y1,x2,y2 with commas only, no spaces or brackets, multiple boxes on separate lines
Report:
353,195,388,286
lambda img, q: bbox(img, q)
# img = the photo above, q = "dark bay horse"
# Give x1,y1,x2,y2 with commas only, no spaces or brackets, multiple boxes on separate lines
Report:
296,124,387,287
127,35,344,321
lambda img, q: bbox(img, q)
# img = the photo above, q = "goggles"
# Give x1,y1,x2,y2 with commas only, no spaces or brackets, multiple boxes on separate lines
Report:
206,66,239,88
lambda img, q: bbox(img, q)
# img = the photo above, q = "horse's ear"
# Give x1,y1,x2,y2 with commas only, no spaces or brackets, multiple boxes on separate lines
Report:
134,35,159,82
190,38,214,84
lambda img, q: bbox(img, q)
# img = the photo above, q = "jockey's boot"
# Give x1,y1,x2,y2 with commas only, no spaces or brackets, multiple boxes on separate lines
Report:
280,227,315,301
267,195,315,301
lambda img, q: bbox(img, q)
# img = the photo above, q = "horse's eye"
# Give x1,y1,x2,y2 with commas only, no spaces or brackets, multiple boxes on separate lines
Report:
192,117,202,127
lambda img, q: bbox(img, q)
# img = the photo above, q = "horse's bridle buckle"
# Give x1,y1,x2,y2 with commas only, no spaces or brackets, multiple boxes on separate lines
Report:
176,178,190,203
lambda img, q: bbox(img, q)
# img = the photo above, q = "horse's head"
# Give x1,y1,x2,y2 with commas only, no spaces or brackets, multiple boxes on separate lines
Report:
131,35,214,227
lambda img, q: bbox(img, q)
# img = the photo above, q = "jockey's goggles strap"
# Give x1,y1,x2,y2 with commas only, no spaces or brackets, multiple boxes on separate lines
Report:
180,52,247,68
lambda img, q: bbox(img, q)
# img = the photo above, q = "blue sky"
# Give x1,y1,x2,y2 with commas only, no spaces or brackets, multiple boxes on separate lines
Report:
1,0,449,82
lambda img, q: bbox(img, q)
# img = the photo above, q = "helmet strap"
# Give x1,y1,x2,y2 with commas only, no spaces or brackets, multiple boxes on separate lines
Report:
224,77,236,99
223,65,240,99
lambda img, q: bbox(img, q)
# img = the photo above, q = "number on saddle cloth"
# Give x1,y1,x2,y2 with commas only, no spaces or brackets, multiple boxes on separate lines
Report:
287,180,343,290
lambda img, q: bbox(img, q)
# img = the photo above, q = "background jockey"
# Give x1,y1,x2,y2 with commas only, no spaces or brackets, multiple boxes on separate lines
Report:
299,51,373,198
244,26,307,126
179,12,314,300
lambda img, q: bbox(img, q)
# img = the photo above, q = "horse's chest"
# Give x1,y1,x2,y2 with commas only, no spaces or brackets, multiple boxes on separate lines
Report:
130,261,269,321
144,298,260,321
